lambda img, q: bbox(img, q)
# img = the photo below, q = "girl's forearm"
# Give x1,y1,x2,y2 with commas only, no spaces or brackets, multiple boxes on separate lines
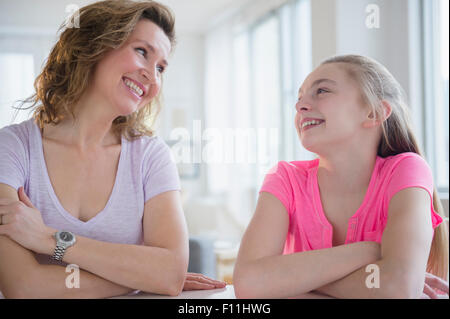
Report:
40,233,186,296
234,241,380,298
314,258,414,299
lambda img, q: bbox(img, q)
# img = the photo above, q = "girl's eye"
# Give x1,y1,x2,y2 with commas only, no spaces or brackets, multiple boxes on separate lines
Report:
317,88,328,95
136,47,147,57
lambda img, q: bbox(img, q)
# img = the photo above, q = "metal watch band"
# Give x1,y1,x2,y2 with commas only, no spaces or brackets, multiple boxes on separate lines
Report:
52,245,66,261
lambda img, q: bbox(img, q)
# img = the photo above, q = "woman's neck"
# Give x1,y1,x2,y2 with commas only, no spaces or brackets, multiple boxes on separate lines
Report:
42,94,121,151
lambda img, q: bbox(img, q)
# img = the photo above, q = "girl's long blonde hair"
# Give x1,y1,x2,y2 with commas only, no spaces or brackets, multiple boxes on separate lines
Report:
19,0,176,140
322,55,448,280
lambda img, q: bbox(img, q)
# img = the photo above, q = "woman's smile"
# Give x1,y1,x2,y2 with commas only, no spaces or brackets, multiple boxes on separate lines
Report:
122,76,145,100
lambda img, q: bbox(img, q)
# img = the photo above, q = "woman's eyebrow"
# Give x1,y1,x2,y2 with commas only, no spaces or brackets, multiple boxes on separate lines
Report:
134,39,169,67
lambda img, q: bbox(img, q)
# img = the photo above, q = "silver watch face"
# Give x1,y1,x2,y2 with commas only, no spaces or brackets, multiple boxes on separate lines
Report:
56,231,76,247
59,231,74,242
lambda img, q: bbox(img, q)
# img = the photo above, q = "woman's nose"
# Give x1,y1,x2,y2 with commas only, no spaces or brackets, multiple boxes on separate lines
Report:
140,67,158,85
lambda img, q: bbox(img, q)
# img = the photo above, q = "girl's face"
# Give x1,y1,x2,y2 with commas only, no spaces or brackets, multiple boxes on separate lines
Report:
89,19,171,118
295,63,370,154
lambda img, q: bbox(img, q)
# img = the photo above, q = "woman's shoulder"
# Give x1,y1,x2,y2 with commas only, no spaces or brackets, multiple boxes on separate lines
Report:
0,118,35,150
125,133,174,161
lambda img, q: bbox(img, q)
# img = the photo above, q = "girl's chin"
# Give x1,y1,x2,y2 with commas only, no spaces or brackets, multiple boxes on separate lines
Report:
299,138,322,154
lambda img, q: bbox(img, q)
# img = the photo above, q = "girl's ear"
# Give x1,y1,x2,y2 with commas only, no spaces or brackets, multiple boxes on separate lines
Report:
363,100,392,128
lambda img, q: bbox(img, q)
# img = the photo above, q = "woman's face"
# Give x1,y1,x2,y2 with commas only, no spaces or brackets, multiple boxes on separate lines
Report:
89,19,171,118
295,63,370,154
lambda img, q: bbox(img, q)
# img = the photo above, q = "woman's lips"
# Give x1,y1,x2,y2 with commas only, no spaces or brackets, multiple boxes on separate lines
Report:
122,77,142,100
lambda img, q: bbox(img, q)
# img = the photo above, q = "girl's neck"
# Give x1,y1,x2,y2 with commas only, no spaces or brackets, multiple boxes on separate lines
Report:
317,148,378,195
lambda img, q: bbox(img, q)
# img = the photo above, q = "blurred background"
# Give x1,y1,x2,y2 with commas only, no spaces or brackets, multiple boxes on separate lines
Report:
0,0,448,283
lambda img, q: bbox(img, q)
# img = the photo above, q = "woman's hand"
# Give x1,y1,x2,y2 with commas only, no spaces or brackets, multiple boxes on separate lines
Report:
0,187,54,254
183,272,227,291
421,272,449,299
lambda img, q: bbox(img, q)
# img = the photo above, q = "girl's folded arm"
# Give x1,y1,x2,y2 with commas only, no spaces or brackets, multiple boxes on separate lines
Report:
315,187,434,299
232,192,381,299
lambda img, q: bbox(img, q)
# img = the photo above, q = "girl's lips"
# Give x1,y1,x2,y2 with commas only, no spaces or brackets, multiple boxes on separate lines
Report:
300,121,325,133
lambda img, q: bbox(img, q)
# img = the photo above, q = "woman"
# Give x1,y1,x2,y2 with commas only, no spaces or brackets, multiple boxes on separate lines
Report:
0,0,224,298
233,55,449,299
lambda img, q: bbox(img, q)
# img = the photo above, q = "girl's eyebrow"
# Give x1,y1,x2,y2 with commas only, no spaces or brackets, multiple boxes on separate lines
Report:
134,39,169,67
298,78,337,96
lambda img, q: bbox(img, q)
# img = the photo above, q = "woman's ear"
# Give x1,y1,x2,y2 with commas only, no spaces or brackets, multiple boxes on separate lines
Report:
363,100,392,128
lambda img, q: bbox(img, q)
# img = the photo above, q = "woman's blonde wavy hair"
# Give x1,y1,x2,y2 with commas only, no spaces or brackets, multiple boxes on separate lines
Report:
322,55,449,280
21,0,175,140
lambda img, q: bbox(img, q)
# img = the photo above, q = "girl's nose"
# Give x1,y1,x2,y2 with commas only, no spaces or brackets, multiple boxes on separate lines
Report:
296,99,312,113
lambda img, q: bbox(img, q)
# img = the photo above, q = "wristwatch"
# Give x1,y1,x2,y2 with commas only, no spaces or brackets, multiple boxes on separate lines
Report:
52,231,76,261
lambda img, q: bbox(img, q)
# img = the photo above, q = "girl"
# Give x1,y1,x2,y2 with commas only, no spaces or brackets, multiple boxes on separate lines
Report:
233,55,449,299
0,0,224,298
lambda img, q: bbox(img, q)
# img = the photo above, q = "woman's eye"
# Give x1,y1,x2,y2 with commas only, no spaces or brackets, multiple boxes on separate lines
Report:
136,47,147,57
157,65,165,73
317,88,328,95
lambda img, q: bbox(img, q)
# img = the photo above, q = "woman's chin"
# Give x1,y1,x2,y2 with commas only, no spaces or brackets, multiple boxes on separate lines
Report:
115,102,141,117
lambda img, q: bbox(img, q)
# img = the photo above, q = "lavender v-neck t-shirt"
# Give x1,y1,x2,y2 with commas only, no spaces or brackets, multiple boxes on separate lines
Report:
0,118,181,262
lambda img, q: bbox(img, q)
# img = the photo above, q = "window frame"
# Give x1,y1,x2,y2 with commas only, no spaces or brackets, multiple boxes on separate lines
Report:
422,0,449,197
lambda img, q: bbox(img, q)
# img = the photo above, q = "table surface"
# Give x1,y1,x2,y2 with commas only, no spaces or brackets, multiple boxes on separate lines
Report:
111,285,339,299
111,285,236,299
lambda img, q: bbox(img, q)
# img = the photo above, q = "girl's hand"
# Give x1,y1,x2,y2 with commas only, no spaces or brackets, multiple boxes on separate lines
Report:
183,272,227,291
0,187,54,254
421,272,449,299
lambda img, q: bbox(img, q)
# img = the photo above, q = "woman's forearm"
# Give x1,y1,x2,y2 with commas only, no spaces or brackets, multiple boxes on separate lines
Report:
234,241,380,298
10,263,135,299
39,232,186,296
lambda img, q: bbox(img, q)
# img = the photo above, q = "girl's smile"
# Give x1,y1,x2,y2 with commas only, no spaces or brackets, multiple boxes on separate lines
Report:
299,118,326,133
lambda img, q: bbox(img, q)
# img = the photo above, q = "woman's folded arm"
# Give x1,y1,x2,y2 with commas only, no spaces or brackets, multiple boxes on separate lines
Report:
0,236,134,299
0,184,189,298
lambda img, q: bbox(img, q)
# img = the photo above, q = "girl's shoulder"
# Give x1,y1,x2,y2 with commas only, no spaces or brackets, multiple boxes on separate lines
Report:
378,152,430,174
273,158,320,172
266,158,319,180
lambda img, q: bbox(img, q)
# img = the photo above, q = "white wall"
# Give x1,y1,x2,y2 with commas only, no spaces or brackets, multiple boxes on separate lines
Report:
310,0,448,216
311,0,411,96
159,33,207,199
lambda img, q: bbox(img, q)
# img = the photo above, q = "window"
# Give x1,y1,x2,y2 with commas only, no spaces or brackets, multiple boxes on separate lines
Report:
0,53,35,128
423,0,449,194
204,0,312,226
